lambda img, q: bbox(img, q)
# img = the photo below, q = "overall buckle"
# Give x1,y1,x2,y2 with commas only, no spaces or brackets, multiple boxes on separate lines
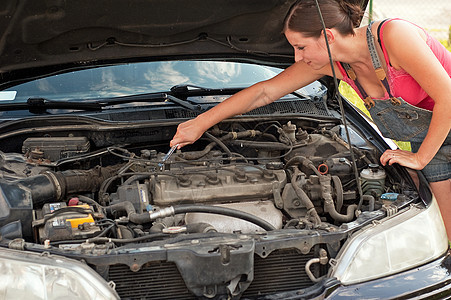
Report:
389,97,402,106
363,96,375,109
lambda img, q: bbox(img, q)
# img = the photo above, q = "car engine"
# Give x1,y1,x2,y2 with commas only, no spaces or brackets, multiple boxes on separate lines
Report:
0,107,420,299
0,118,400,247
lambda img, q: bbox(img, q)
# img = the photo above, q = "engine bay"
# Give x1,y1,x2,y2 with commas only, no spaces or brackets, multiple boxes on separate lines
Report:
0,116,415,250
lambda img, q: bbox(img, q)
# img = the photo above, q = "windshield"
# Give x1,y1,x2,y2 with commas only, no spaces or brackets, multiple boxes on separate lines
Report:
2,61,283,101
1,60,324,103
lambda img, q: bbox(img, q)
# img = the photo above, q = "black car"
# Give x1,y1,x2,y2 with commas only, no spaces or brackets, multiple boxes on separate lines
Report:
0,1,449,299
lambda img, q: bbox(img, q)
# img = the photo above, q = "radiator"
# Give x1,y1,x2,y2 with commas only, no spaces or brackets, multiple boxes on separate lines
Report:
108,248,319,299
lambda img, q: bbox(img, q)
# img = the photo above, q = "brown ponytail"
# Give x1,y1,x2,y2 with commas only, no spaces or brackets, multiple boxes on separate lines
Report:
283,0,363,37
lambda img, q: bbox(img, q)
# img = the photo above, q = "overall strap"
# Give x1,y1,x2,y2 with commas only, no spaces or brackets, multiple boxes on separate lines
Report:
340,20,401,109
366,21,399,105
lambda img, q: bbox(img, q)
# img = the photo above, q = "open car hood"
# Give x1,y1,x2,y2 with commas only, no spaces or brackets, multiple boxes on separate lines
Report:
0,0,368,85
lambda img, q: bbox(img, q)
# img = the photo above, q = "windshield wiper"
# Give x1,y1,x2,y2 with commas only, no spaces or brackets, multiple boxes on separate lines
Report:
170,84,214,94
170,84,243,97
95,92,203,112
0,98,103,113
170,84,309,100
0,85,241,114
92,85,243,111
0,93,202,114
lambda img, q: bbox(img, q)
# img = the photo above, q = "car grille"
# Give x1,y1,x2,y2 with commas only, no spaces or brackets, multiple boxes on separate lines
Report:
242,249,316,298
246,99,332,117
108,249,317,299
165,98,332,120
109,261,195,300
95,98,332,122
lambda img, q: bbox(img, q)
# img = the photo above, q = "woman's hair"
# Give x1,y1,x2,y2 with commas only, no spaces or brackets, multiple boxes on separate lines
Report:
283,0,364,37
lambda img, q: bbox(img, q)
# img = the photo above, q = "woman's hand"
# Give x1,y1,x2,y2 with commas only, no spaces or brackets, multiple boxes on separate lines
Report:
380,149,426,170
170,117,206,149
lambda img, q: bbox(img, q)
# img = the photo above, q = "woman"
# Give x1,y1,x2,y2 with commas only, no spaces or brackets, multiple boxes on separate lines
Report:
170,0,451,238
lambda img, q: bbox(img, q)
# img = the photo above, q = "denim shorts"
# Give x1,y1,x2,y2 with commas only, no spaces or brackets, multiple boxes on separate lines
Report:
411,142,451,182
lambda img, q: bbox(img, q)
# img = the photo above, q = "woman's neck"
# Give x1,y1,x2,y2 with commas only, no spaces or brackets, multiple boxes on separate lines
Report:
333,27,371,65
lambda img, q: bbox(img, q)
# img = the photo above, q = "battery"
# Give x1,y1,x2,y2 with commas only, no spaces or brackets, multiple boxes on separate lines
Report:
35,202,100,243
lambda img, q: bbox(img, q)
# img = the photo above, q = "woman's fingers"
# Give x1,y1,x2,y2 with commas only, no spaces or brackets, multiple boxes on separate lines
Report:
170,119,205,148
380,149,424,170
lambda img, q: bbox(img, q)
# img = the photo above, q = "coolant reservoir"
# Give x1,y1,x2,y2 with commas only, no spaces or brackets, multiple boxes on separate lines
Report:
360,163,386,197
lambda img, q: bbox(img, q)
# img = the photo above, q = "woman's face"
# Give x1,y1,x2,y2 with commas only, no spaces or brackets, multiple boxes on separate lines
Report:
284,29,329,69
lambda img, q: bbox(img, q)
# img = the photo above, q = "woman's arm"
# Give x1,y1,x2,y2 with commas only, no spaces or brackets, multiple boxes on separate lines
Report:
379,20,451,169
170,61,324,148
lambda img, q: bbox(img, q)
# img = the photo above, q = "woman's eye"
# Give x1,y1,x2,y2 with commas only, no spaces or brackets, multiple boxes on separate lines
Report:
297,46,304,50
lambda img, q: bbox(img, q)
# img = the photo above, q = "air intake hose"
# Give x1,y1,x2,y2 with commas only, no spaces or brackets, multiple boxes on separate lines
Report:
0,165,118,207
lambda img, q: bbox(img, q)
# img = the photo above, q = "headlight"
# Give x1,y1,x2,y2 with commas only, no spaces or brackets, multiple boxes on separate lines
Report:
331,197,448,285
0,247,119,300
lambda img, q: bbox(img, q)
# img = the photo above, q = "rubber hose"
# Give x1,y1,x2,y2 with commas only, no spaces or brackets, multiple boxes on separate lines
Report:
87,233,166,244
285,156,322,177
325,202,357,223
363,194,375,211
290,172,322,226
204,132,233,157
106,201,152,224
180,142,215,160
228,140,291,150
186,222,217,233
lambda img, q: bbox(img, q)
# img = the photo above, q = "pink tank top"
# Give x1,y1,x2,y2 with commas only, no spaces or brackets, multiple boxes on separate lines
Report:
337,19,451,111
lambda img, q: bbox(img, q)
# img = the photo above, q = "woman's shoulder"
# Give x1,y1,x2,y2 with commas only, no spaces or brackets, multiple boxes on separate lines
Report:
375,19,428,69
377,19,427,44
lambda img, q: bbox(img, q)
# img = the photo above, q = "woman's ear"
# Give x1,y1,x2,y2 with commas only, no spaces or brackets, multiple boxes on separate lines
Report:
321,29,335,43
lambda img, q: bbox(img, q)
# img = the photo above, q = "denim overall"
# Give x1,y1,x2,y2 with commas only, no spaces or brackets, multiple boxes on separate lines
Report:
341,21,451,182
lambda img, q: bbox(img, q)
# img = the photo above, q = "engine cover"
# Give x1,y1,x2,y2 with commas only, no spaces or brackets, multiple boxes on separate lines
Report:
151,166,287,206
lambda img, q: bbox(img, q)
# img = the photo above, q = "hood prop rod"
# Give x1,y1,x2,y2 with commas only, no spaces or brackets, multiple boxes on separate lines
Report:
314,0,364,212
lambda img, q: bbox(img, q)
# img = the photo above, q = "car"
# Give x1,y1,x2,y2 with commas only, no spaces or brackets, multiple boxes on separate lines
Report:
0,0,449,299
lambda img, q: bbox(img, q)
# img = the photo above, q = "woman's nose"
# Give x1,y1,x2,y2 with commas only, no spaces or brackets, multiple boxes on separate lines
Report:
294,51,303,63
